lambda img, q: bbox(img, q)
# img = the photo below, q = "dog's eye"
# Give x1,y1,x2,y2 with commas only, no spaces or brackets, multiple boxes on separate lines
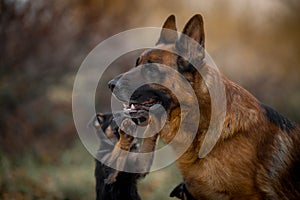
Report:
141,64,161,81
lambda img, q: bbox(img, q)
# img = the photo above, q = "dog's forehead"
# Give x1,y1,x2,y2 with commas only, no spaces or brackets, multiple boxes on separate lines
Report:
139,44,176,62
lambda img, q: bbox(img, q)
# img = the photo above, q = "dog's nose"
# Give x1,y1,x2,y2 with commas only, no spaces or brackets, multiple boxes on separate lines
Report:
108,74,122,92
108,79,116,91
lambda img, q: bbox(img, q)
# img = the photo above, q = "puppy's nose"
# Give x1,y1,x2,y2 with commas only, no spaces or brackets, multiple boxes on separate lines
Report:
108,79,117,91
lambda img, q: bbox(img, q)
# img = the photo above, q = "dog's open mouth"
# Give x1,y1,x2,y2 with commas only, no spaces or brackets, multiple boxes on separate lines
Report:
122,98,161,125
124,98,159,112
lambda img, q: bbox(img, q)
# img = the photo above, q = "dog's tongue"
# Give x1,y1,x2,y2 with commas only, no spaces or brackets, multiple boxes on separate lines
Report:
140,98,156,105
124,99,156,111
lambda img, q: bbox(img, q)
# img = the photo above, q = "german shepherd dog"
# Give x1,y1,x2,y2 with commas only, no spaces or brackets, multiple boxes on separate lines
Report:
108,14,300,199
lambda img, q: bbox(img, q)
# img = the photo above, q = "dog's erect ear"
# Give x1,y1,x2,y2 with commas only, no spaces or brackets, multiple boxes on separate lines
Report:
176,14,205,70
181,14,205,48
156,15,178,45
96,113,105,125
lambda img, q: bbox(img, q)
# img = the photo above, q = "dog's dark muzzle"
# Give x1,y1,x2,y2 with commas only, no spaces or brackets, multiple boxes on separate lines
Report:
108,74,132,102
108,79,116,91
108,74,122,92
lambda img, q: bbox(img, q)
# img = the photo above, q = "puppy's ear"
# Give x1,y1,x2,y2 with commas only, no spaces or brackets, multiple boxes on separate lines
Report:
96,113,105,125
169,183,184,199
176,14,205,71
156,15,178,45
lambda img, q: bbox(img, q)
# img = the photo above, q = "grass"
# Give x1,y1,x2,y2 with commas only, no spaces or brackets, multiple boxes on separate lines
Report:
0,139,182,199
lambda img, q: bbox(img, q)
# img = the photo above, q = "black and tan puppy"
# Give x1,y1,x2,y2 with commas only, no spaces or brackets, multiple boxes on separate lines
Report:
92,112,161,200
170,182,196,200
92,113,142,200
108,15,300,199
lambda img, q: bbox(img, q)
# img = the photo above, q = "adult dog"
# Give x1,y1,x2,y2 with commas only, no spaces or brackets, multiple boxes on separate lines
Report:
108,14,300,199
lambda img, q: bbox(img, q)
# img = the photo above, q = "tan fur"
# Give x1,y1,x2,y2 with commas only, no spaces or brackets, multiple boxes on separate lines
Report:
107,117,159,182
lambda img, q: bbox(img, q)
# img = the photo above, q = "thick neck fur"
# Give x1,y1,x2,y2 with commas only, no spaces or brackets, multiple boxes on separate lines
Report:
175,64,265,164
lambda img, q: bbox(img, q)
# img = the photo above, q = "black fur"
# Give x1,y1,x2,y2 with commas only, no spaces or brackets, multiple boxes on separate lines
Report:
135,57,140,67
95,160,141,200
170,182,196,200
261,103,296,132
130,84,173,111
93,113,142,200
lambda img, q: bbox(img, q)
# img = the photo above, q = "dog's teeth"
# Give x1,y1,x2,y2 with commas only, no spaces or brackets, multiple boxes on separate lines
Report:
123,103,131,110
131,104,136,110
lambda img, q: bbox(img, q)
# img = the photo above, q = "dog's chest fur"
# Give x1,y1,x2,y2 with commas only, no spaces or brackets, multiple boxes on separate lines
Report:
176,133,261,199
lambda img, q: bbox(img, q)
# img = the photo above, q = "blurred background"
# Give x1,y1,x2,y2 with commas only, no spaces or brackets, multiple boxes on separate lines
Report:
1,0,299,199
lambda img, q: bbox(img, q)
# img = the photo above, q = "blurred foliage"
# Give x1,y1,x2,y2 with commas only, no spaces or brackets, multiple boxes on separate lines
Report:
0,0,141,159
0,140,181,199
0,0,299,199
0,140,96,199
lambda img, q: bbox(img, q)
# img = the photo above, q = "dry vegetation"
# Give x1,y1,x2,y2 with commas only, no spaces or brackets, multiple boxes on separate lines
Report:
1,0,299,199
